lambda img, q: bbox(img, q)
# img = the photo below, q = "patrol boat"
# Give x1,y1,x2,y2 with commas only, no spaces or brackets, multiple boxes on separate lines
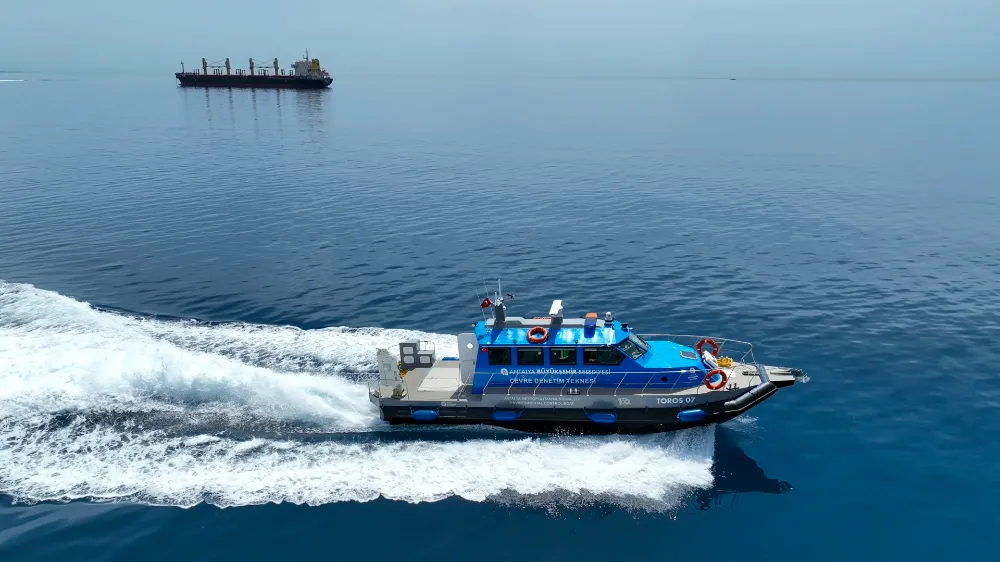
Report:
370,291,806,434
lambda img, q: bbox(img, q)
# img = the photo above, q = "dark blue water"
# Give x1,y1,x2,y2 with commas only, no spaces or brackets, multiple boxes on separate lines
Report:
1,74,999,560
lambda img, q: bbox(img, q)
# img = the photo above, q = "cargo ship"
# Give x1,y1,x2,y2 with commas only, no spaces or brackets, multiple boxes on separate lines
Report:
175,52,332,89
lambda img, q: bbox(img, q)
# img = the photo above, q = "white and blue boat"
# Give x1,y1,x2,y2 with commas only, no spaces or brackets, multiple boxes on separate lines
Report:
370,287,806,434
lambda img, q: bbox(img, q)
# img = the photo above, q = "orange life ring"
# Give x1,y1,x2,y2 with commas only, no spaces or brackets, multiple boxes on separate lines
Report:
527,326,549,343
704,369,728,390
695,338,719,357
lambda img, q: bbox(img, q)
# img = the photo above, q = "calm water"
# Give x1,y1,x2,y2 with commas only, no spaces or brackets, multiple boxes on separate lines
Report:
1,74,999,561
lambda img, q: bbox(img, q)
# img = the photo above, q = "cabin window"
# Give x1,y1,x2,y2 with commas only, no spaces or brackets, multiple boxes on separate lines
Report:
584,347,625,366
517,348,544,365
617,339,646,360
488,347,512,365
629,333,649,351
549,347,577,365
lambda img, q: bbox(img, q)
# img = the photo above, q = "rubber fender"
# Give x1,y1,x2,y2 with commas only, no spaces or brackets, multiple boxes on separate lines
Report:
410,408,439,421
724,382,776,412
587,412,618,424
677,409,707,422
491,409,522,422
724,391,755,411
750,381,776,399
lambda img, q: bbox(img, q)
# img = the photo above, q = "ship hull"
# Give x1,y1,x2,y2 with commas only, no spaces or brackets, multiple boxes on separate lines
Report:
175,73,332,89
375,381,781,435
381,411,745,435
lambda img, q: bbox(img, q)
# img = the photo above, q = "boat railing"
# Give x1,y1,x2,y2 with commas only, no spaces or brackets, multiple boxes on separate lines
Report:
367,374,412,399
638,333,765,386
482,371,514,395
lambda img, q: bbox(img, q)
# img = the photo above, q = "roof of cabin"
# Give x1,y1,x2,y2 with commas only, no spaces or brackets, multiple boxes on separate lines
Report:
474,317,629,346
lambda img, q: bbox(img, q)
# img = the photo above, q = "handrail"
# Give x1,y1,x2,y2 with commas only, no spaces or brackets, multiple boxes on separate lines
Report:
639,374,653,395
638,333,755,347
639,332,758,378
560,375,572,396
472,361,765,395
481,370,519,395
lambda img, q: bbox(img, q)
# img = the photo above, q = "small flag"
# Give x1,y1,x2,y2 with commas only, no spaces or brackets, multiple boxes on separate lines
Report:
480,297,492,309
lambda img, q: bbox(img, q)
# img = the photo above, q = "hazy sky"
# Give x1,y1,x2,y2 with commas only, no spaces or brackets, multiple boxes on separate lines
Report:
2,0,997,77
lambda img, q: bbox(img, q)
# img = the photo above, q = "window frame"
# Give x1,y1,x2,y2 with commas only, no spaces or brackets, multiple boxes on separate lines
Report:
617,338,645,360
629,333,650,351
583,346,626,366
516,347,545,366
487,347,512,366
548,347,577,365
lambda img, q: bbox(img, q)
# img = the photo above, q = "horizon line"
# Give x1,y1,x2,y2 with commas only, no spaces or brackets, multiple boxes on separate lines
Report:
3,69,999,83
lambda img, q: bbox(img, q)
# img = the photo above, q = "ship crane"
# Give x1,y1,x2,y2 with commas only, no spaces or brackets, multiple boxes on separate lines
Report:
195,58,233,75
247,58,282,76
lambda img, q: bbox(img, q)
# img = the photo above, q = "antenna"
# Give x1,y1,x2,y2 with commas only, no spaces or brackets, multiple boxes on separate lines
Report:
493,279,507,323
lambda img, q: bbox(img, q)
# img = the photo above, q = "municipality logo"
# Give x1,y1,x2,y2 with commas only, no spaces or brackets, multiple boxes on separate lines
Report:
500,368,509,376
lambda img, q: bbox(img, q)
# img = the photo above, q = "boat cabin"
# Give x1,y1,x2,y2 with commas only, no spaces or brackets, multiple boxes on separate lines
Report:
455,299,711,394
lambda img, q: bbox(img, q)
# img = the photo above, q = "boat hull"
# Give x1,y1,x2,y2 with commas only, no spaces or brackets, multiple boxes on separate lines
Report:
175,73,332,89
375,381,779,435
382,413,743,435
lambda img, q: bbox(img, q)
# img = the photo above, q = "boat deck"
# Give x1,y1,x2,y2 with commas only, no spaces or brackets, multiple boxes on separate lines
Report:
392,359,767,403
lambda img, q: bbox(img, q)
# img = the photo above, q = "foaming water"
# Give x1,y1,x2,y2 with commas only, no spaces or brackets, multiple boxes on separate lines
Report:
0,282,716,510
0,282,378,427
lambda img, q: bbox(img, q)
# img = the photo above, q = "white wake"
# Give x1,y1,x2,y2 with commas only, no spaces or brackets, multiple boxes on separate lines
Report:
0,281,715,509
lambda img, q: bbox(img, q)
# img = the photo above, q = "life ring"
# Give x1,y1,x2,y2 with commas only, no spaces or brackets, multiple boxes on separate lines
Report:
704,369,728,390
695,338,719,357
527,326,549,343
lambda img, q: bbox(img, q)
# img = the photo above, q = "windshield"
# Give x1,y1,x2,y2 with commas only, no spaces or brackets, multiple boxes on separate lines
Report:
628,333,649,351
617,338,645,360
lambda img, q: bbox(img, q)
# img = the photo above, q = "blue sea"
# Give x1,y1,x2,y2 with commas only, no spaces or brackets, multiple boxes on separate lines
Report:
1,73,998,561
